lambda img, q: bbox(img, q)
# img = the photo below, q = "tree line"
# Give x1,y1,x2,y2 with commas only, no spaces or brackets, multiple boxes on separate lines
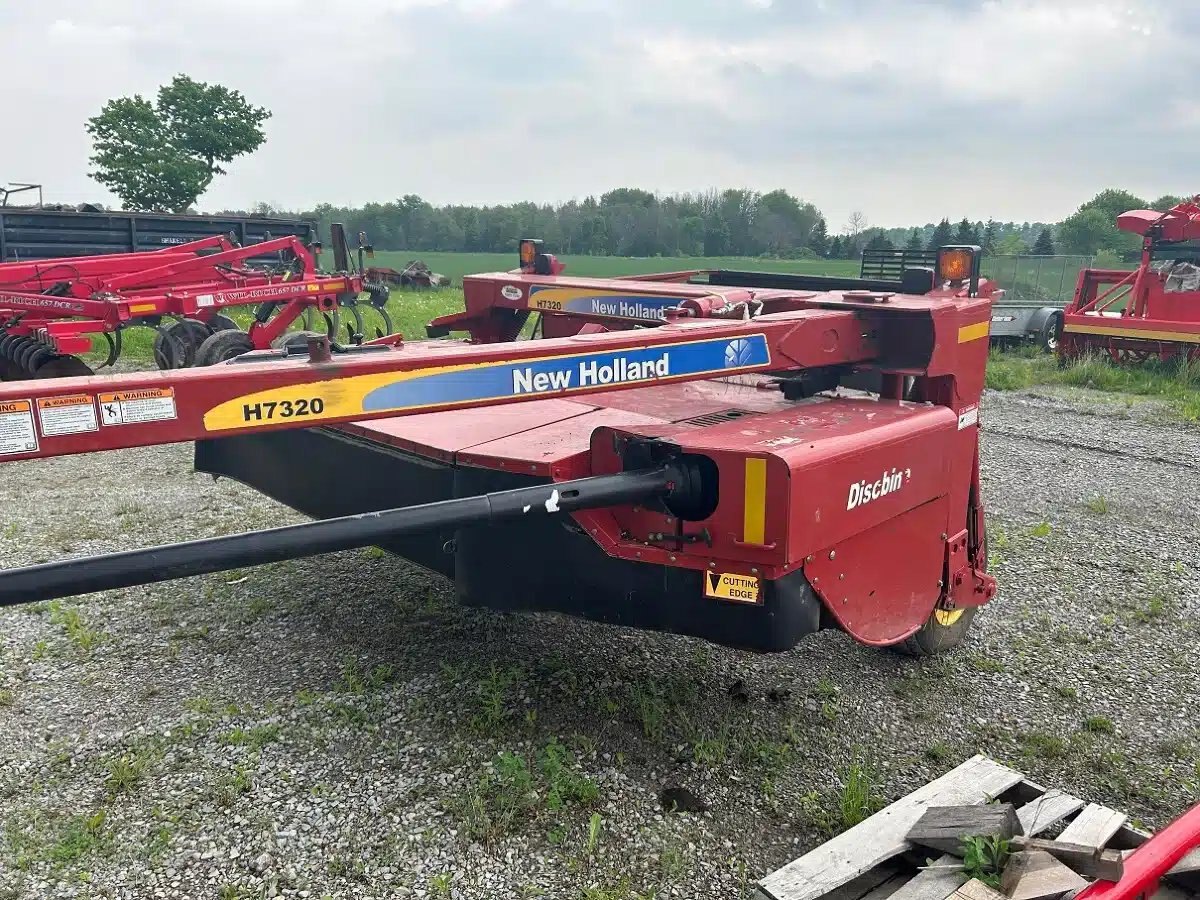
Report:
230,186,1187,261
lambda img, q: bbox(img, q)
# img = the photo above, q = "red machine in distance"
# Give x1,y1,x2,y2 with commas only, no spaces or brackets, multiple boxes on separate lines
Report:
0,225,388,379
1059,196,1200,363
0,241,997,655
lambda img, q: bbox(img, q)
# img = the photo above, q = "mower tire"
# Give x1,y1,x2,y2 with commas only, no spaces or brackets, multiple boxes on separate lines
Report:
894,607,978,656
895,525,987,656
194,329,255,366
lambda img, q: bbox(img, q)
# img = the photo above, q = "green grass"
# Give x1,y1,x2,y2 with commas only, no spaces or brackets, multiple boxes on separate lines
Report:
986,349,1200,420
369,250,861,284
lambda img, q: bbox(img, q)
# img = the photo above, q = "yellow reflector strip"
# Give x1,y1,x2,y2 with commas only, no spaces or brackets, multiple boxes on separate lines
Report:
743,457,767,545
1063,323,1200,344
128,302,157,314
957,320,990,343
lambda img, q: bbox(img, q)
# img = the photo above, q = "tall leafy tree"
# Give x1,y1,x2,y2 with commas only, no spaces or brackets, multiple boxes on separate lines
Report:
1057,188,1147,255
87,75,270,212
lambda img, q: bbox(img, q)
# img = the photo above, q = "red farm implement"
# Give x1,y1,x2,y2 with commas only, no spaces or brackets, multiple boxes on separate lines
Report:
0,240,997,657
1059,195,1200,364
0,224,391,379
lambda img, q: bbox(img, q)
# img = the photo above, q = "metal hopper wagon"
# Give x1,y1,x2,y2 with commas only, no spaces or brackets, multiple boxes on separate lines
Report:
0,242,998,655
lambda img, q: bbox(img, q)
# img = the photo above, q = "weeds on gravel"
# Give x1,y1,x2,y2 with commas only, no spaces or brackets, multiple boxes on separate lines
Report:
1028,521,1052,538
454,741,601,843
1084,494,1111,515
1130,593,1171,623
1020,731,1068,759
103,755,147,796
970,655,1005,674
1083,716,1115,735
542,740,600,810
925,742,953,764
839,760,884,829
335,657,394,694
429,873,454,897
796,754,884,835
470,664,523,734
628,683,669,742
455,751,540,842
212,766,254,807
5,810,109,871
585,812,603,855
0,688,12,707
220,724,282,749
47,602,103,652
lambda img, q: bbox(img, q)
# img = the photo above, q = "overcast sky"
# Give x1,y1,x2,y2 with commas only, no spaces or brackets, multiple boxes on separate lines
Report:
1,0,1193,228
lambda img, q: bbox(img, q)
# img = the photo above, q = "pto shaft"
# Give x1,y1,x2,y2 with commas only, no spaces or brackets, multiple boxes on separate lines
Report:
0,467,676,606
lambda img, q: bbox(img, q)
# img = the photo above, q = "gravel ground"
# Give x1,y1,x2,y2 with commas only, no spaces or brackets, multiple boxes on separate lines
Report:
0,386,1197,899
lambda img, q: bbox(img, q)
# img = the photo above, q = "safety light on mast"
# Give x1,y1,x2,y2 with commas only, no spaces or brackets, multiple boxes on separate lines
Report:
519,239,543,270
936,245,981,296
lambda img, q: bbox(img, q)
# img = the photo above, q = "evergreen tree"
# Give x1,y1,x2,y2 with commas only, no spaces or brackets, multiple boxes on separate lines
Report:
927,218,953,250
954,217,979,245
981,219,999,255
1032,227,1055,255
904,228,923,251
864,232,894,252
808,217,829,257
828,235,844,259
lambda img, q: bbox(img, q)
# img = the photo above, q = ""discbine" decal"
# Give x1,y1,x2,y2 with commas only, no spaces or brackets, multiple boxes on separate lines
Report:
846,467,911,511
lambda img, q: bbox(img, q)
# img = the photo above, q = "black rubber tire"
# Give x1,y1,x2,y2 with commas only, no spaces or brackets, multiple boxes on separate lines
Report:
206,314,239,332
33,355,95,379
1038,313,1062,354
154,319,211,370
894,531,988,657
194,329,255,366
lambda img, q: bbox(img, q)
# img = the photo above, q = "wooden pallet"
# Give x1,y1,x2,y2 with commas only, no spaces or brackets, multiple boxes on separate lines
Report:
756,755,1199,900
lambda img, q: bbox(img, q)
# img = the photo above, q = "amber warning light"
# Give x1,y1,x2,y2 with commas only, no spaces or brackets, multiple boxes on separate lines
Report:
519,239,543,269
937,248,973,283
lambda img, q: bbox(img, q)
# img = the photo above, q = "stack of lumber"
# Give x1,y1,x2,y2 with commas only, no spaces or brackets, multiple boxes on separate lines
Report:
755,755,1199,900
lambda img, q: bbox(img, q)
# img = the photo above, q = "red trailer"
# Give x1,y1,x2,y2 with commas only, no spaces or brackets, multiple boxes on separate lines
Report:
1059,196,1200,363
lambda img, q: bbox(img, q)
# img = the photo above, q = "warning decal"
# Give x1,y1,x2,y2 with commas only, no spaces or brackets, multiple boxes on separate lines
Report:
0,399,38,455
703,572,762,604
98,388,177,426
37,395,99,436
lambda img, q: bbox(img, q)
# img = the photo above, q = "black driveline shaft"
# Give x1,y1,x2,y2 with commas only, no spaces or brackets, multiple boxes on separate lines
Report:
0,467,672,606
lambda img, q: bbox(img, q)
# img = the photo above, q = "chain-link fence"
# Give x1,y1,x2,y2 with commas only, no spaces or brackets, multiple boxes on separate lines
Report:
980,255,1098,307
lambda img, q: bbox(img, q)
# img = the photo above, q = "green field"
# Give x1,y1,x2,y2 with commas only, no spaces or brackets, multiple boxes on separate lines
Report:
369,251,861,284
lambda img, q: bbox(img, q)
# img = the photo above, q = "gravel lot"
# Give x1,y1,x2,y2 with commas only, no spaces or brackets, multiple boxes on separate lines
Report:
0,386,1197,899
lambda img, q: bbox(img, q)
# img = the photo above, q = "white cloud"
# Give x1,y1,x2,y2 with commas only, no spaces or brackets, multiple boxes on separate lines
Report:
0,0,1194,227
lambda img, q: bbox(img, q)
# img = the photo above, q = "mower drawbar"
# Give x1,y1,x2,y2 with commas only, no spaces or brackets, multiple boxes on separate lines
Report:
0,465,686,606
